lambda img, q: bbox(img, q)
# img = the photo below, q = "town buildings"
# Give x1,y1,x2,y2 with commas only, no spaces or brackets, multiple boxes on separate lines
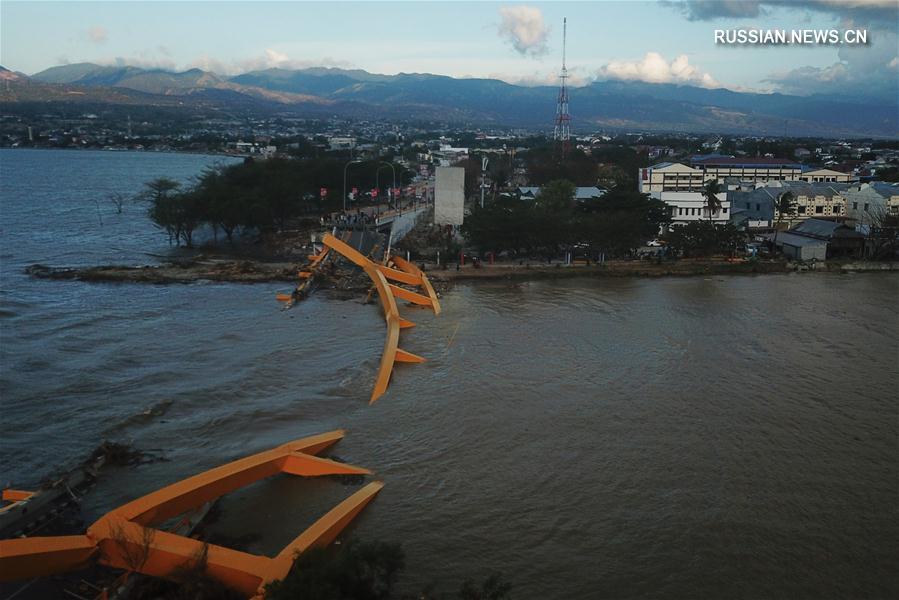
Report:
774,218,865,260
661,191,731,227
690,156,803,183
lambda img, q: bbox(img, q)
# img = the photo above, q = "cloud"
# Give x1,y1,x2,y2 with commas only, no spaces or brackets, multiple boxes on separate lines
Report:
94,50,176,71
489,68,590,87
497,6,550,57
595,52,720,88
188,49,352,75
664,0,898,26
86,26,108,44
765,28,898,98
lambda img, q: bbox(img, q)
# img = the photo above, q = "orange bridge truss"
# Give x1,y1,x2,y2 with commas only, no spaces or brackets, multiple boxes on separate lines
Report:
319,233,440,403
278,233,440,403
0,430,382,599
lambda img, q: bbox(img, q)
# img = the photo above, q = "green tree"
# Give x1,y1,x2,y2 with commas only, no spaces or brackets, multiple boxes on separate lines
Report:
533,180,576,259
143,178,182,245
525,145,598,187
459,574,513,600
701,179,723,222
773,190,797,247
265,539,404,600
577,190,670,257
665,221,744,258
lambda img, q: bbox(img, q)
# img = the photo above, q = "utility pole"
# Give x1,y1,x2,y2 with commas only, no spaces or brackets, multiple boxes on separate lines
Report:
343,159,362,212
480,155,489,208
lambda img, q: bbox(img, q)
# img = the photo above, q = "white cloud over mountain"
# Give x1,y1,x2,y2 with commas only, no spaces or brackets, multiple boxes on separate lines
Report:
765,28,898,99
497,5,550,57
596,52,720,88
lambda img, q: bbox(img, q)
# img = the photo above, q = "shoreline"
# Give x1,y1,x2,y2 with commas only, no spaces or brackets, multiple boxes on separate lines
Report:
0,146,244,160
26,258,899,286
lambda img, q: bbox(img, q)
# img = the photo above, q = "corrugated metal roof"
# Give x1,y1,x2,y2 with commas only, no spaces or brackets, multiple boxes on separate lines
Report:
776,232,828,248
792,218,846,237
517,186,606,200
692,157,802,168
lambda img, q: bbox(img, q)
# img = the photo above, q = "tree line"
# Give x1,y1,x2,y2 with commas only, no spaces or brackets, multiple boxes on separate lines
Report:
141,157,411,247
461,181,671,259
462,179,746,260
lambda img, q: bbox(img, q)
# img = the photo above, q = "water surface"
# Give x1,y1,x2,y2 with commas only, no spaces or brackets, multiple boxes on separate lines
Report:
1,149,897,598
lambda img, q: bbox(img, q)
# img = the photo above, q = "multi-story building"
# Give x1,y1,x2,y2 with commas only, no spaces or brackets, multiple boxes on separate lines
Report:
798,168,855,183
842,182,899,225
690,156,802,182
728,181,847,229
661,191,730,228
638,162,705,193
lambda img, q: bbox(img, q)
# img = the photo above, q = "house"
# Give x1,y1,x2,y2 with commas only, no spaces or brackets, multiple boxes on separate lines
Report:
517,186,607,202
842,182,899,225
774,232,828,261
775,218,865,260
798,168,856,183
732,181,849,223
328,136,356,151
657,191,730,229
728,186,777,230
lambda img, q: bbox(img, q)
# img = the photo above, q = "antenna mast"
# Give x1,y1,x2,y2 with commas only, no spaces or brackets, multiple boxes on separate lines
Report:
553,17,571,157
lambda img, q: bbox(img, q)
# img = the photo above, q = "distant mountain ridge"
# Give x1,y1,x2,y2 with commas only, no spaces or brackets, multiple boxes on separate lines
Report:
6,62,896,137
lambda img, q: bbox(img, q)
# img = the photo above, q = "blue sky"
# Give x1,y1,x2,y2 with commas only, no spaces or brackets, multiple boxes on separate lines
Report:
2,1,896,98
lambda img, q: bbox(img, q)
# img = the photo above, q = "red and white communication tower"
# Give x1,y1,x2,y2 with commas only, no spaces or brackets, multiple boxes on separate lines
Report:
553,16,571,157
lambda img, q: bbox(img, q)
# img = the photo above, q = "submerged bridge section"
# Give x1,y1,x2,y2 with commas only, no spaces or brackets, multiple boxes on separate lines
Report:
320,233,440,403
0,431,381,600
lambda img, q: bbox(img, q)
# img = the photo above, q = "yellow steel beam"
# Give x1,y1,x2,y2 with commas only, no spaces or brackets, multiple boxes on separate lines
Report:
109,431,352,527
90,517,269,598
388,284,434,307
2,489,34,502
395,348,426,363
390,256,441,315
0,432,381,600
0,535,96,581
262,481,384,588
374,264,422,287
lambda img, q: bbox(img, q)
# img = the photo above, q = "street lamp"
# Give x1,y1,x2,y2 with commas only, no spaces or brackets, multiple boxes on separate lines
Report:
480,155,489,209
343,159,362,212
376,161,396,207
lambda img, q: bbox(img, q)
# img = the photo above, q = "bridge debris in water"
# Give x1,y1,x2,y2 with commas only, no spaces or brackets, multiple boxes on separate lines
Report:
0,430,382,600
278,229,440,403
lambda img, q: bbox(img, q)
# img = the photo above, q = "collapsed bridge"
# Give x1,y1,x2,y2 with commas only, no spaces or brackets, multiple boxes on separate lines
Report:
279,230,440,403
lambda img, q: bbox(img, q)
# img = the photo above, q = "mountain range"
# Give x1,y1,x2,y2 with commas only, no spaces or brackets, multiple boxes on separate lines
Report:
1,63,895,137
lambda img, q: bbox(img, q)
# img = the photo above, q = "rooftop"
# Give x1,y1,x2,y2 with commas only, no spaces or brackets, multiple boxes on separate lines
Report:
691,156,802,168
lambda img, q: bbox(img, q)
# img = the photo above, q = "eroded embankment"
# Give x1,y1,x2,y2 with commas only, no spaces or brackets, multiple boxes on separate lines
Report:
25,258,899,286
26,260,298,284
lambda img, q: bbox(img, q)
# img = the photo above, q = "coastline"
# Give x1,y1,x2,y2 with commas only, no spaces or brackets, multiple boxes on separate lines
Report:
26,258,899,286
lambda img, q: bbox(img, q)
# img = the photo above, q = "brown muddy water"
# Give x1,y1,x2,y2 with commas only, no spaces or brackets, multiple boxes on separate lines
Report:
1,150,898,598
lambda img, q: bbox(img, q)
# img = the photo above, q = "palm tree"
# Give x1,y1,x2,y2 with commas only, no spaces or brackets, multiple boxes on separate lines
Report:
773,190,797,247
701,179,723,222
